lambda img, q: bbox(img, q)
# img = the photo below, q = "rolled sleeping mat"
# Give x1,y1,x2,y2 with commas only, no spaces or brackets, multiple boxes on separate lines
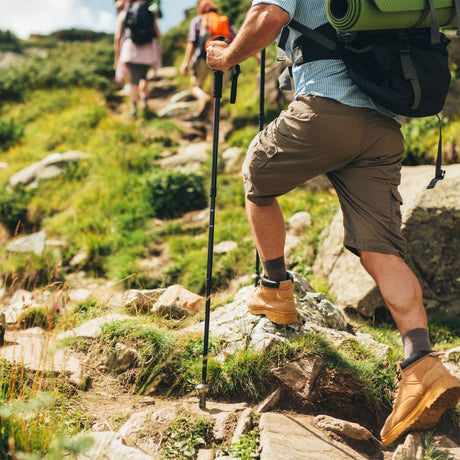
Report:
326,0,459,31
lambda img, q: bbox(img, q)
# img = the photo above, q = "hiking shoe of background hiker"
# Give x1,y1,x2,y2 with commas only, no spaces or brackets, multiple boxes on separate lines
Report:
247,273,297,325
380,352,460,446
197,94,211,119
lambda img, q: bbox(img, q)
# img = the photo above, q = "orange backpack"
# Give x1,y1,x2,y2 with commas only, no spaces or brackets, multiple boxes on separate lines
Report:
197,11,234,58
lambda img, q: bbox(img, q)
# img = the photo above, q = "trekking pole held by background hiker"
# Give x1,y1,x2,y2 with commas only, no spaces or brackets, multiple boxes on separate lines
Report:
197,37,240,410
254,48,266,286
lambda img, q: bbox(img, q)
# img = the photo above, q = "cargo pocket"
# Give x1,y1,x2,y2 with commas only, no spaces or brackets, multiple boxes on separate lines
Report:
248,121,279,171
390,187,403,232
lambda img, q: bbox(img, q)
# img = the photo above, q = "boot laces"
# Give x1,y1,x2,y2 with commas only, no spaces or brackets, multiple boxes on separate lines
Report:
392,366,403,404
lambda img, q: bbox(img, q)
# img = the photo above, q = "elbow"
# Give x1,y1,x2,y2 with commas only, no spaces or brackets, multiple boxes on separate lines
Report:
253,4,290,32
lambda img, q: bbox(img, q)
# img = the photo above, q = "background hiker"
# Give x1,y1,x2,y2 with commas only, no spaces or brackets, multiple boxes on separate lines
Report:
114,0,131,95
180,0,236,120
114,0,162,119
206,0,460,446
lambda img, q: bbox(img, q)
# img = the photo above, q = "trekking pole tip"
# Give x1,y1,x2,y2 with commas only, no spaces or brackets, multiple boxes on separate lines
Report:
196,382,210,409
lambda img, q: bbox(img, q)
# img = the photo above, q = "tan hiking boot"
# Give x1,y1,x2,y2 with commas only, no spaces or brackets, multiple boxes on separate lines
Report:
247,274,297,325
381,352,460,446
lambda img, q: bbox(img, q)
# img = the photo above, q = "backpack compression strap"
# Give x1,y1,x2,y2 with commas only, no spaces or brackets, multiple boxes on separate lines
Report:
427,115,446,189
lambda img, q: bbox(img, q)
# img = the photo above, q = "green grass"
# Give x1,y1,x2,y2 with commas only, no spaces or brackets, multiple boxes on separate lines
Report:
0,360,90,458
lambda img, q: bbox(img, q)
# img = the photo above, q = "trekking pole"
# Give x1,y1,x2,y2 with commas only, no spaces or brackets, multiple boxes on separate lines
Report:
253,48,266,286
197,38,241,410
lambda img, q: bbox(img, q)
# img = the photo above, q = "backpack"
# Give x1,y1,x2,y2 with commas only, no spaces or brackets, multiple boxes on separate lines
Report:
278,3,458,188
197,12,234,59
124,0,156,46
148,0,162,19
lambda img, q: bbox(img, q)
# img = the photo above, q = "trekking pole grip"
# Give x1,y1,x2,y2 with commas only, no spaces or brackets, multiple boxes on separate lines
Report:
213,70,224,99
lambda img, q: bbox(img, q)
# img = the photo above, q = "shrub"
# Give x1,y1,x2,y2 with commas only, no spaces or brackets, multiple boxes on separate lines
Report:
0,186,31,234
0,117,25,150
145,170,207,219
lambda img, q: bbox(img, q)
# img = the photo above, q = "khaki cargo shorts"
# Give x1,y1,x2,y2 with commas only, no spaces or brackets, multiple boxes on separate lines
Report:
243,95,406,258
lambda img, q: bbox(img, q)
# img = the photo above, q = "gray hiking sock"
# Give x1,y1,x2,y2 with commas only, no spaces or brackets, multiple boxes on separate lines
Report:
261,256,288,283
401,327,432,360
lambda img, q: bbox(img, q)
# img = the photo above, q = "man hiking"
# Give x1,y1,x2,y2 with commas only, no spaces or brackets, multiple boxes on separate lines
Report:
206,0,460,446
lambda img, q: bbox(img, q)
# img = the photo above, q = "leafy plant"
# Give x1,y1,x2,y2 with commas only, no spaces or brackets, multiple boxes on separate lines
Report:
229,430,261,459
145,170,207,219
162,413,214,459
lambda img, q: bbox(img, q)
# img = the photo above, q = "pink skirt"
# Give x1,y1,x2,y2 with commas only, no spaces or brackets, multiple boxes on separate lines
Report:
119,37,162,70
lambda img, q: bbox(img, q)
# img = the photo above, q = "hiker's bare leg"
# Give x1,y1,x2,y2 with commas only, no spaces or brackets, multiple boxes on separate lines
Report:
245,198,285,261
360,251,427,335
139,78,149,101
130,83,139,104
191,84,208,101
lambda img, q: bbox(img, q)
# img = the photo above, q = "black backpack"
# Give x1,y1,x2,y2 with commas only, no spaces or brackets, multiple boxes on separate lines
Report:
124,0,156,46
279,11,456,188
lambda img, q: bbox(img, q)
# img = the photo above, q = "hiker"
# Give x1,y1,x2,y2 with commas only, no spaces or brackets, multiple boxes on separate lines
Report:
180,0,236,119
206,0,460,447
114,0,131,95
114,0,162,119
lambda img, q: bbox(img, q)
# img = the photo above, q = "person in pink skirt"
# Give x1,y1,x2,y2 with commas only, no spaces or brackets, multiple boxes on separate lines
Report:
114,0,162,118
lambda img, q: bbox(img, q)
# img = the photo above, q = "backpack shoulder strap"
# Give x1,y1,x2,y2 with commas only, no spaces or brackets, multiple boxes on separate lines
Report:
289,19,338,51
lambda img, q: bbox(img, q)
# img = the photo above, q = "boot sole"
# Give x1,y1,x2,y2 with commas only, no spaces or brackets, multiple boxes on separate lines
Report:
381,376,460,446
247,304,297,325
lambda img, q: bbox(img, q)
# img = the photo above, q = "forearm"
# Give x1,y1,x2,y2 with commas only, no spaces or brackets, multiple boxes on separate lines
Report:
183,42,195,66
212,4,290,69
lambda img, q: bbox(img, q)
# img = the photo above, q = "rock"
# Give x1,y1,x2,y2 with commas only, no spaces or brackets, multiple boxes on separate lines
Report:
152,285,205,317
104,342,140,373
197,449,215,460
214,241,237,254
6,231,46,255
169,89,194,104
271,356,324,400
158,101,195,119
118,404,179,456
314,165,460,317
2,289,33,323
313,415,376,442
57,314,133,340
75,431,155,460
153,66,177,80
231,408,253,444
258,412,367,459
288,211,312,234
67,288,93,304
392,433,424,460
221,147,245,172
159,141,209,171
122,288,166,313
8,151,88,189
256,388,283,413
0,329,83,386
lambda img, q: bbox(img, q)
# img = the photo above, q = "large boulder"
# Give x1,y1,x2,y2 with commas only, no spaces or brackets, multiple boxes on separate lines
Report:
314,165,460,318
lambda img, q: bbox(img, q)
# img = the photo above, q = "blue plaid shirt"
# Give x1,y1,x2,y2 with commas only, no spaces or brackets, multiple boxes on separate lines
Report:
252,0,395,117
